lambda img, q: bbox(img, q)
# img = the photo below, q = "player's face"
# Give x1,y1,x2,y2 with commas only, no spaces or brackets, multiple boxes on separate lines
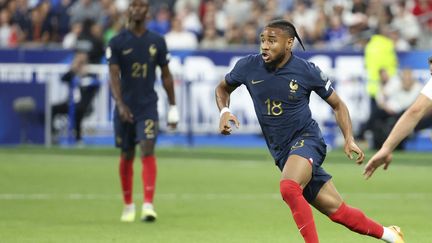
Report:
260,27,293,66
128,0,148,22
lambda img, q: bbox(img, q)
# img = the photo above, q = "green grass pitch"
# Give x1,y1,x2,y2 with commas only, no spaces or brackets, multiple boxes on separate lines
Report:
0,146,431,242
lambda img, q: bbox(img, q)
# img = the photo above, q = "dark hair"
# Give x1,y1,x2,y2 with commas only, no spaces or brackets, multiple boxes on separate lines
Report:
265,19,305,51
428,56,432,64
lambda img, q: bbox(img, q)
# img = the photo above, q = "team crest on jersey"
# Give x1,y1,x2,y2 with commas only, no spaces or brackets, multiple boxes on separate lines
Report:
289,79,298,93
149,44,157,58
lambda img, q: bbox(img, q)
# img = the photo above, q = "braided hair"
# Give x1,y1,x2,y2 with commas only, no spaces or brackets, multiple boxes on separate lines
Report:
265,19,306,51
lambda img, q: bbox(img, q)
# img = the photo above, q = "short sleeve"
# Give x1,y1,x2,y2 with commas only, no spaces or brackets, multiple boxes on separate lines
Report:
157,37,170,67
224,56,250,87
421,78,432,100
106,38,120,65
309,62,334,99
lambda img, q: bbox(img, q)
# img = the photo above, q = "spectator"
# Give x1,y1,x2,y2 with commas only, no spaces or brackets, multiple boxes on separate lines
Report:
50,0,73,41
412,0,432,32
391,0,421,47
176,1,202,36
69,0,104,26
388,27,411,51
224,23,242,45
0,8,17,47
62,21,82,49
323,15,350,49
242,21,259,45
51,52,100,144
386,69,423,114
358,24,398,140
164,15,198,50
25,2,52,45
76,18,105,64
12,0,31,43
370,68,401,149
372,68,423,149
147,4,171,35
200,24,226,49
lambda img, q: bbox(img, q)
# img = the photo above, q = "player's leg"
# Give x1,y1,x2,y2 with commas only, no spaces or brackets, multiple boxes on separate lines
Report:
74,105,85,142
137,119,158,222
139,139,156,204
114,115,136,222
119,148,135,206
311,180,404,243
280,155,318,243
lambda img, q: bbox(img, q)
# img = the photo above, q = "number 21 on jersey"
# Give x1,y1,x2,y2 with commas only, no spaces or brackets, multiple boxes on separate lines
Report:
132,62,147,78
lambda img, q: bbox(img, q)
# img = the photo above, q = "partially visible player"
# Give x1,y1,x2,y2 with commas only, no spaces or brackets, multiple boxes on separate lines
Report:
364,57,432,179
215,19,404,243
107,0,178,222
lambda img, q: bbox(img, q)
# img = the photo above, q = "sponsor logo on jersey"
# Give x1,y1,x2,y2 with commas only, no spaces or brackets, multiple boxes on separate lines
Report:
251,79,265,84
122,48,133,55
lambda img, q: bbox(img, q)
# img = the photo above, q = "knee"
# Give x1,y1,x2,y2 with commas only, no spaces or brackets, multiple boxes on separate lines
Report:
139,141,155,157
121,150,135,161
280,179,303,202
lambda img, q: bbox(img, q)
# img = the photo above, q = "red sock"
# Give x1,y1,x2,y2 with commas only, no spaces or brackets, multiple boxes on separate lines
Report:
119,156,134,204
141,155,157,203
280,179,319,243
329,202,384,238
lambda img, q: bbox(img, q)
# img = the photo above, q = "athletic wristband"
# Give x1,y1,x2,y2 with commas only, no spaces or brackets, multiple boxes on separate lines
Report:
167,105,179,123
220,107,231,118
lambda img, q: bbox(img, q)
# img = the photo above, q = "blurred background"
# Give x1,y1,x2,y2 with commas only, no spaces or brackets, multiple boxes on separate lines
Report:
1,0,431,151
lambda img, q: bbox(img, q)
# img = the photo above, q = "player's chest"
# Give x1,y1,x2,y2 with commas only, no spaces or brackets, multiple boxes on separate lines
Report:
118,41,158,64
245,72,309,101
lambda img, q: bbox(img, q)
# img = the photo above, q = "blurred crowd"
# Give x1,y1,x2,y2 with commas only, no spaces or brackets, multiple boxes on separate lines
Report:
0,0,431,51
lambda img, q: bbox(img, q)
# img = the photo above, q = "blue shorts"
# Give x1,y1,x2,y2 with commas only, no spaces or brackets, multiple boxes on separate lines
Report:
276,135,332,203
113,113,159,150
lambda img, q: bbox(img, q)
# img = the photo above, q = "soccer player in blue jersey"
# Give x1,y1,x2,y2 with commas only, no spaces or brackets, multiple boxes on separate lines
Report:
215,19,404,243
107,0,179,223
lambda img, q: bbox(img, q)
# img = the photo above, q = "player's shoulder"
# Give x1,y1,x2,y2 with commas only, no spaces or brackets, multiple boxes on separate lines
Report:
146,30,166,43
291,55,317,70
292,55,323,76
109,29,130,46
236,54,262,66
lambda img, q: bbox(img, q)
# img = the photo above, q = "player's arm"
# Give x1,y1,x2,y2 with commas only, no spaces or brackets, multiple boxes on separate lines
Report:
215,79,240,135
363,94,432,179
108,64,133,123
160,64,179,128
383,94,432,151
326,92,364,164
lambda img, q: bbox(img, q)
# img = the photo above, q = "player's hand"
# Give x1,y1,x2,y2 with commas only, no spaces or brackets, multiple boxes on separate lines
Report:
219,112,240,135
167,105,179,130
363,148,393,179
117,103,133,123
344,138,364,165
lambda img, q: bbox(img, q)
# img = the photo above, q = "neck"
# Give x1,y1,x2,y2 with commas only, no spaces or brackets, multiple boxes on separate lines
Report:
276,51,292,69
129,20,146,35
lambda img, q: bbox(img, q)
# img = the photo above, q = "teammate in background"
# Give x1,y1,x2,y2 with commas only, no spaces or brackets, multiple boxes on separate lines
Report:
107,0,179,223
215,19,404,243
364,57,432,179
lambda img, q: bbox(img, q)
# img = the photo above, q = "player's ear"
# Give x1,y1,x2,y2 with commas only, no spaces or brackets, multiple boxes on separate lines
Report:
286,38,294,50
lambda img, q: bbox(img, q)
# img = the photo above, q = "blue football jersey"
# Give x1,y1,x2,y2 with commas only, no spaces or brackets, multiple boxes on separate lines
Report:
225,54,334,162
107,29,169,120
